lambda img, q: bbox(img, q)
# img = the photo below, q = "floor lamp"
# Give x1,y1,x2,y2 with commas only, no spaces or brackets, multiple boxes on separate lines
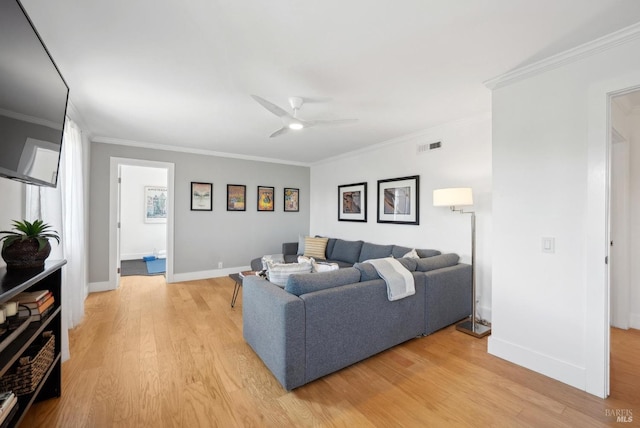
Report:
433,187,491,338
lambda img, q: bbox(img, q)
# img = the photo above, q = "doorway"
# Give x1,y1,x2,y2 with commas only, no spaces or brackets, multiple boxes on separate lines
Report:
108,157,175,289
608,89,640,397
120,164,168,276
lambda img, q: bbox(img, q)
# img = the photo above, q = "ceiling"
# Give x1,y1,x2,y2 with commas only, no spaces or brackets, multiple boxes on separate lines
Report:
20,0,640,164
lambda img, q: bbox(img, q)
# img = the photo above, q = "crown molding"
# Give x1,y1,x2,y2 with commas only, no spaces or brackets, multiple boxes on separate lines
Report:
485,22,640,90
91,136,311,167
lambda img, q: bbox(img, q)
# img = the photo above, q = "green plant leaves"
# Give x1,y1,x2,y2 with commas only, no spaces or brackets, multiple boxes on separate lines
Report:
0,219,60,249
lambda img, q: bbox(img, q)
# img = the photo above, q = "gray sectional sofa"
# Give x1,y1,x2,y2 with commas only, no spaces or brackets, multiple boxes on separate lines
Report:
243,238,472,390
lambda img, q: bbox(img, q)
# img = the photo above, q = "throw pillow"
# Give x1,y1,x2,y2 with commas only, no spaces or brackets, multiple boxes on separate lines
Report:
402,249,420,259
261,253,284,270
298,234,307,255
312,260,339,273
266,260,312,286
304,236,329,259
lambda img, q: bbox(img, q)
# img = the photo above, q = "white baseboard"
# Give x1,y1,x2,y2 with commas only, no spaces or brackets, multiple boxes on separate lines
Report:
88,281,113,293
488,336,586,392
630,313,640,329
121,252,153,261
170,266,251,283
478,305,492,323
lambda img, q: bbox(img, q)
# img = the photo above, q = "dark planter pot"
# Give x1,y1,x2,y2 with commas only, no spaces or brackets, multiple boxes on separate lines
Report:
1,239,52,270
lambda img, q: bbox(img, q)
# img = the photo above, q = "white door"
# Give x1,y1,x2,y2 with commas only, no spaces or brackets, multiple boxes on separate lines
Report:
610,134,631,329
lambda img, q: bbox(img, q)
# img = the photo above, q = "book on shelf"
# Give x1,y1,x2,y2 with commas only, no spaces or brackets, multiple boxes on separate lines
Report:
17,295,54,321
0,393,17,427
0,392,16,422
11,290,51,306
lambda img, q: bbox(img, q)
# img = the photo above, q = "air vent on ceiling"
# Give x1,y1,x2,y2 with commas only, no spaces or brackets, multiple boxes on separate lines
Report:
417,141,442,154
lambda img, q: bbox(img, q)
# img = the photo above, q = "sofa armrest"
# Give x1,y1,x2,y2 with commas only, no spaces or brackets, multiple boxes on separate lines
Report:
250,257,263,271
282,242,299,256
242,276,306,390
423,263,472,335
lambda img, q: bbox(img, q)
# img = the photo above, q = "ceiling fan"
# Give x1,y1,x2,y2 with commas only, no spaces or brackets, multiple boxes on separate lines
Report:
251,95,357,138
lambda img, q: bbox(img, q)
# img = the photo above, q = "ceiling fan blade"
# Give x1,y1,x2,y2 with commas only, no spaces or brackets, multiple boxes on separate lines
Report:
307,118,358,127
269,127,290,138
251,95,290,118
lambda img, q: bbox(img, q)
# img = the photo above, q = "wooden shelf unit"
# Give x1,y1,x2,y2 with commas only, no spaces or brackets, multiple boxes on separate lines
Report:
0,260,65,427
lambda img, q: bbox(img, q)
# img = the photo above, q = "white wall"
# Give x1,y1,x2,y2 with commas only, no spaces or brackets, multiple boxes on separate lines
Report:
0,179,24,268
490,36,640,396
630,107,640,329
310,114,492,319
120,165,167,260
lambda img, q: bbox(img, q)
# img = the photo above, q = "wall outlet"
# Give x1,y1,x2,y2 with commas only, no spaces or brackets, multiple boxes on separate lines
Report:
218,262,223,269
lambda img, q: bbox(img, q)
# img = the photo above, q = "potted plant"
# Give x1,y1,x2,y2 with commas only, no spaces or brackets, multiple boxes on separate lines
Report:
0,220,60,269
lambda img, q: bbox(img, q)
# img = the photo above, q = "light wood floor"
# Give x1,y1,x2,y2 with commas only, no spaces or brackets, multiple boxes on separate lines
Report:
22,275,639,427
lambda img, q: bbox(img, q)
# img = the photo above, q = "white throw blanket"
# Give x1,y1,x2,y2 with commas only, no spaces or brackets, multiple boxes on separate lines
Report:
365,258,415,301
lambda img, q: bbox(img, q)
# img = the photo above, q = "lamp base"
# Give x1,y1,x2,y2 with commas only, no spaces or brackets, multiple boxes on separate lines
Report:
456,320,491,338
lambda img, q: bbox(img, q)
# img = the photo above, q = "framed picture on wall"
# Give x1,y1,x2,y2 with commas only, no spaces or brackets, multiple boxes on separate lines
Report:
227,184,246,211
338,182,367,222
145,186,168,223
190,182,212,211
284,188,299,212
257,186,275,211
376,175,419,225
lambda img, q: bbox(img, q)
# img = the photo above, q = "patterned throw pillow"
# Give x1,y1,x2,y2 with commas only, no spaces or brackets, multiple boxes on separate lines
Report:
303,237,329,260
266,260,313,286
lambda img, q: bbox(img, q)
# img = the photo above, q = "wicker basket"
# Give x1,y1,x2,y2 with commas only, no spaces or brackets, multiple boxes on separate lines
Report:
0,331,55,396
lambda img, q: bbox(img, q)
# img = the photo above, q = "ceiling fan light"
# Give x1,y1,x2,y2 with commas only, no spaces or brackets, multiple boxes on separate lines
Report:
288,123,304,130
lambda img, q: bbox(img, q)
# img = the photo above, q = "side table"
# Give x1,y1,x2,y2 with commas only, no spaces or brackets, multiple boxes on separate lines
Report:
229,273,242,308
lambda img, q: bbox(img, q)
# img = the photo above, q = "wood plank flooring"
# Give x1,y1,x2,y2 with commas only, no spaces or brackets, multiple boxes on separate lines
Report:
22,275,639,427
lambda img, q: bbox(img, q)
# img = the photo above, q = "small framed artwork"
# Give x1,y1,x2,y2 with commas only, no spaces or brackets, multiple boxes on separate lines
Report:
190,182,212,211
284,188,299,212
145,186,167,223
257,186,275,211
377,175,419,225
338,182,367,222
227,184,246,211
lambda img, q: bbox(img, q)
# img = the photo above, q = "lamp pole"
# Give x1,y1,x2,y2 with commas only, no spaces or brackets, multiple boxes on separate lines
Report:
451,207,490,338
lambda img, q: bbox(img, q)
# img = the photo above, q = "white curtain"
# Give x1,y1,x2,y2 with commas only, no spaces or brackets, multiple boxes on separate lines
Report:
26,118,87,361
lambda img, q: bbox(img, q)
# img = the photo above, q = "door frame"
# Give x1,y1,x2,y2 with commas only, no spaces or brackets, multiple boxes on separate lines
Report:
587,76,640,398
108,157,175,289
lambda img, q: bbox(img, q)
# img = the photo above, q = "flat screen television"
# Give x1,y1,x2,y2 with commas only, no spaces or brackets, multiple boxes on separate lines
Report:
0,0,69,187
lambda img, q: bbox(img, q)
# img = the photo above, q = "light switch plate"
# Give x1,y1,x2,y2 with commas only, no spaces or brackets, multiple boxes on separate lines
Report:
542,237,555,253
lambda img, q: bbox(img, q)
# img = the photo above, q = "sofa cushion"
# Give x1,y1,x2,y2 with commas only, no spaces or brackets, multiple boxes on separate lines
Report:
325,238,337,259
401,248,420,259
416,248,441,258
267,260,313,286
285,267,361,296
358,242,394,262
304,237,329,259
330,239,364,264
396,257,418,271
391,245,413,259
354,262,380,281
415,253,459,272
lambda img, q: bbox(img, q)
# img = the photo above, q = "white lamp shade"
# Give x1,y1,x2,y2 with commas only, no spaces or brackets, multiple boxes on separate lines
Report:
433,187,473,207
